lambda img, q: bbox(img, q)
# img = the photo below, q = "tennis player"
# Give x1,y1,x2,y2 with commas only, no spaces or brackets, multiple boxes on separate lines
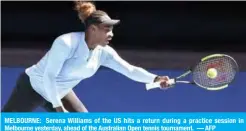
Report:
2,1,171,112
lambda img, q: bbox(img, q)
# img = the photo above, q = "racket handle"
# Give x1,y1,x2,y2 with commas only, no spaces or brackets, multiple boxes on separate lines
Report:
145,79,175,90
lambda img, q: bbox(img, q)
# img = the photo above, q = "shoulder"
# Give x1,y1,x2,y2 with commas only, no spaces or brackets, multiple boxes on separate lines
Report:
103,45,122,60
104,45,118,55
54,32,84,48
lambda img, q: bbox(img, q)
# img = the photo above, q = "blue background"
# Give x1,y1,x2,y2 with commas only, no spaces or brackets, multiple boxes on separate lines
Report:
1,67,246,112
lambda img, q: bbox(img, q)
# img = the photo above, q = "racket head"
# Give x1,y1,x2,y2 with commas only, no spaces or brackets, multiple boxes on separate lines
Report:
191,54,239,91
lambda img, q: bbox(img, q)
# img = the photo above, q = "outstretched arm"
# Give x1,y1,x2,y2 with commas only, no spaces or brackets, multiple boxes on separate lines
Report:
102,46,168,85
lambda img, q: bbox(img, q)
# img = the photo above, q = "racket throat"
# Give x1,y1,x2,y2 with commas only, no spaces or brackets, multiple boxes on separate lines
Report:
175,80,195,84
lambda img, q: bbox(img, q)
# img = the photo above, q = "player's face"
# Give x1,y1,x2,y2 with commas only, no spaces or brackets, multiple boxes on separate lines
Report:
93,24,114,46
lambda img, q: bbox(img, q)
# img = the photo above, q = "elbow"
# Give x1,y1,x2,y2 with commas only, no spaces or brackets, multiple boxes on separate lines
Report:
126,65,136,75
127,66,145,76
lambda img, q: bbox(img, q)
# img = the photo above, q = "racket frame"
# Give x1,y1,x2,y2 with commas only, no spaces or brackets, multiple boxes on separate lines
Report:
194,54,238,90
145,54,239,91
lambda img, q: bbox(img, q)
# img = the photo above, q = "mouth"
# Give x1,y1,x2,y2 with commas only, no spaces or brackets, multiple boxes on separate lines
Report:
107,38,112,41
105,38,112,44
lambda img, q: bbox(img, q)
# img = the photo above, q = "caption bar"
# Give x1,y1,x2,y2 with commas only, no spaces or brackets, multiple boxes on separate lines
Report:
1,113,245,131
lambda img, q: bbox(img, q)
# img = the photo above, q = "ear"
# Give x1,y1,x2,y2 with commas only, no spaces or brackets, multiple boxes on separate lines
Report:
90,25,97,32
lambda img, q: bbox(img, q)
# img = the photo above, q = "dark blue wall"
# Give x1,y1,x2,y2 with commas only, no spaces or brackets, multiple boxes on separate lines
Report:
1,67,246,112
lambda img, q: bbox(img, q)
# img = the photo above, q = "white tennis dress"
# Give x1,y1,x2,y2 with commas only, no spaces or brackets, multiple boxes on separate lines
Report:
25,32,157,108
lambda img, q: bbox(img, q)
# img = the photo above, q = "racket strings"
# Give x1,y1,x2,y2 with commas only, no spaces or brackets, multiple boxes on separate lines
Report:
192,56,238,88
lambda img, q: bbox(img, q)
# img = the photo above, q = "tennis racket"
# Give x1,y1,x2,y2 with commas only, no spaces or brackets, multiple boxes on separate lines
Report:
146,54,239,91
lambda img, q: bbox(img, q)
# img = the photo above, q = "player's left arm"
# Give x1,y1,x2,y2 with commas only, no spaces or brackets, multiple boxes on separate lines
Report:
102,46,169,86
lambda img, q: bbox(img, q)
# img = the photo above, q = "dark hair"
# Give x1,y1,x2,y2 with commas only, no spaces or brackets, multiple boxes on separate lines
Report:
74,1,96,23
74,1,107,27
74,1,120,28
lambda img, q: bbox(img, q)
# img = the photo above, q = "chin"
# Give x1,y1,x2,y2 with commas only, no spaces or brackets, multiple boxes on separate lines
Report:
103,41,110,45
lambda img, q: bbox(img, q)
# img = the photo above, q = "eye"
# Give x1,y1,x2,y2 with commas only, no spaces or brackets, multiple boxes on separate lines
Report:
106,28,111,32
104,27,112,33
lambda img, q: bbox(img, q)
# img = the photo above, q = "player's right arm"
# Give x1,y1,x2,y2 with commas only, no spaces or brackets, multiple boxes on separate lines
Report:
43,36,71,112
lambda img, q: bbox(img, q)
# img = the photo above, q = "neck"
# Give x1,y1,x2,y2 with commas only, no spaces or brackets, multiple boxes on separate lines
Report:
85,31,96,50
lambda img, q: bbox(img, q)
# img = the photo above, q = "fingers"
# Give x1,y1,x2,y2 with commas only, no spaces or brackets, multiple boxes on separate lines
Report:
160,80,168,87
160,81,170,89
154,76,174,90
158,76,172,89
162,76,169,81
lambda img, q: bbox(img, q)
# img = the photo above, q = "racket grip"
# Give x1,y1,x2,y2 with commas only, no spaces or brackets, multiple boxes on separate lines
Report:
145,79,175,90
145,82,161,90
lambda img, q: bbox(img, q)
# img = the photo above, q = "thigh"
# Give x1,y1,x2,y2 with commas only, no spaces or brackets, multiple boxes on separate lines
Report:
62,90,88,112
2,73,45,112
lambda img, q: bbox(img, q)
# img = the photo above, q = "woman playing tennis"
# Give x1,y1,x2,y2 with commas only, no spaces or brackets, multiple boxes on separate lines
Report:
2,1,171,112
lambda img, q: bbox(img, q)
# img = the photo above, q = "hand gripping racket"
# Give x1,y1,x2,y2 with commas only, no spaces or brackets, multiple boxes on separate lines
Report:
146,54,239,91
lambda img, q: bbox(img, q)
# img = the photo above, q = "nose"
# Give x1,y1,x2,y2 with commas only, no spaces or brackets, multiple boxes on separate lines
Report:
108,31,114,38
